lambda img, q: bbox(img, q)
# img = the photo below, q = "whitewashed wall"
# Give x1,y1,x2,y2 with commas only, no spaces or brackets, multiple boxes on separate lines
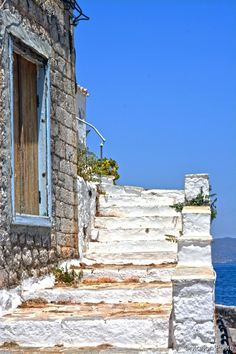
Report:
76,86,89,148
172,174,216,353
77,177,97,258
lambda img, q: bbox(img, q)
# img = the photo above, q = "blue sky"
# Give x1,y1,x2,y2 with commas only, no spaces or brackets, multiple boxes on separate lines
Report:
75,0,236,238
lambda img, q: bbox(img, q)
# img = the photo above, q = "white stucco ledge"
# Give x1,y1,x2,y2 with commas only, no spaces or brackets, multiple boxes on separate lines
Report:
182,206,211,236
182,206,211,214
172,266,215,282
177,236,212,267
179,235,212,241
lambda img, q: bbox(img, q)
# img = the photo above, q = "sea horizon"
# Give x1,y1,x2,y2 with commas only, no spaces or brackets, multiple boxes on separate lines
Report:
214,262,236,306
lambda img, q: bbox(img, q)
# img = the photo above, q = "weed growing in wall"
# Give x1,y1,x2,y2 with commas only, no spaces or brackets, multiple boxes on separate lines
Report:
52,267,83,286
171,188,217,221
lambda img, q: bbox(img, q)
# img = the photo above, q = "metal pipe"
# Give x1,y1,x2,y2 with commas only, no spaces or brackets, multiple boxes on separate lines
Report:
100,142,104,182
100,142,104,161
76,117,106,144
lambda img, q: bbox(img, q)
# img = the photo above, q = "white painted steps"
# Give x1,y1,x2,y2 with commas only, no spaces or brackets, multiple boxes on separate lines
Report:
0,348,171,354
99,184,145,196
0,303,172,350
78,264,176,283
22,282,172,305
94,216,181,230
92,184,182,271
88,239,177,253
99,183,184,200
97,189,182,221
95,227,180,242
98,205,180,217
84,251,177,266
99,193,183,205
0,182,183,352
0,347,172,353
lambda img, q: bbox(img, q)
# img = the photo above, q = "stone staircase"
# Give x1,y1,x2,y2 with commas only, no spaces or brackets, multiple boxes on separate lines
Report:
0,175,216,353
85,182,184,267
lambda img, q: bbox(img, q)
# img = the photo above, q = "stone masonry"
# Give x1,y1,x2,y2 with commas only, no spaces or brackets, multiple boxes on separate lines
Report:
0,0,79,288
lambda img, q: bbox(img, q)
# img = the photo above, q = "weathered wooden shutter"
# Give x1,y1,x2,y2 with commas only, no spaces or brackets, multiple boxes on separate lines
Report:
13,52,39,215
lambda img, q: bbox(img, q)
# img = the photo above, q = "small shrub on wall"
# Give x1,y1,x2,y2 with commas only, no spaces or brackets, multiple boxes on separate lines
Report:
171,188,217,221
77,147,120,182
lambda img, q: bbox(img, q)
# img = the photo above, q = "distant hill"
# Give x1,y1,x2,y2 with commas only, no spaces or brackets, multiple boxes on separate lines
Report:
212,238,236,264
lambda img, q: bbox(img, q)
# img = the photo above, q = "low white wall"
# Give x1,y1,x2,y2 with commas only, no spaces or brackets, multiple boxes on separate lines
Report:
77,176,97,258
172,174,216,353
172,269,216,354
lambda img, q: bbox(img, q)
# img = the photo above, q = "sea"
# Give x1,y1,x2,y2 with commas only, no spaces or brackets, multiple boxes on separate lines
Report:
214,262,236,306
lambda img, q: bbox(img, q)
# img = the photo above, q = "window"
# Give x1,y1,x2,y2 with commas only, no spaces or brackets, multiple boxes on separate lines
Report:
10,38,51,227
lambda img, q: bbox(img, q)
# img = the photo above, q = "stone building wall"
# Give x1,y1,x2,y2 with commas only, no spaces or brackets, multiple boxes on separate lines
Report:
0,0,78,288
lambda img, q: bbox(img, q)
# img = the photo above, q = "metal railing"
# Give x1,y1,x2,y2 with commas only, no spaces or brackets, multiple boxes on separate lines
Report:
76,116,106,171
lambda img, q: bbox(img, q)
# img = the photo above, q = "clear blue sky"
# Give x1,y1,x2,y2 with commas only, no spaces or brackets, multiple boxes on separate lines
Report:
74,0,236,238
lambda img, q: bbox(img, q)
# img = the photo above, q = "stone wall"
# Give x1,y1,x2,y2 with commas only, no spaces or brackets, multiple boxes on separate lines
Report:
0,0,78,288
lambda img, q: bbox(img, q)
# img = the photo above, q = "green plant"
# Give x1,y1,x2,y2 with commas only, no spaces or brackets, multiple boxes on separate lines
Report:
165,234,178,243
77,146,120,182
52,267,83,285
77,147,98,181
94,158,120,182
171,188,217,221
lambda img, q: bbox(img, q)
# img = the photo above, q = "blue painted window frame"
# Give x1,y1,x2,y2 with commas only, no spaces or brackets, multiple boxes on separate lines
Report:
9,36,52,228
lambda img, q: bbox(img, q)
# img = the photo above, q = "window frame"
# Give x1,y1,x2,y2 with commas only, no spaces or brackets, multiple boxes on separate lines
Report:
9,36,52,228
